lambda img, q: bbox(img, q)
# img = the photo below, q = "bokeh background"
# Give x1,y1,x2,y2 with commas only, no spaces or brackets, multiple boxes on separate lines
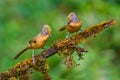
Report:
0,0,120,80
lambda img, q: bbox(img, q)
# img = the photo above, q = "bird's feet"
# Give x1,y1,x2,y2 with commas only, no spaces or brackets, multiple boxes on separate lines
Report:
66,32,70,39
32,49,35,64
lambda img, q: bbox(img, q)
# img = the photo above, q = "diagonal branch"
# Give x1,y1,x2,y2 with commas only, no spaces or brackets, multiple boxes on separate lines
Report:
0,19,115,80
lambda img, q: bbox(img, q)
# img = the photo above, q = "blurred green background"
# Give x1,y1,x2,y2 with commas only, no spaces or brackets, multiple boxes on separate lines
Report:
0,0,120,80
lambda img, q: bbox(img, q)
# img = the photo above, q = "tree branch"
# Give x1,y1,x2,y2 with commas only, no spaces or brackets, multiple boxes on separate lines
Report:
0,19,115,80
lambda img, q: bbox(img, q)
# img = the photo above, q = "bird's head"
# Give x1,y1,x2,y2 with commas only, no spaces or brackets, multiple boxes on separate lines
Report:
67,12,80,24
41,25,51,37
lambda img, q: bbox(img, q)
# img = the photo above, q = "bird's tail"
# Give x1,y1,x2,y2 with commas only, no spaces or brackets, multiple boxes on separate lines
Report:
58,25,67,31
13,46,31,60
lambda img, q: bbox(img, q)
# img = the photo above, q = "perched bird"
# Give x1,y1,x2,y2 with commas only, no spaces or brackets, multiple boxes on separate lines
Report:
13,25,51,60
59,12,82,38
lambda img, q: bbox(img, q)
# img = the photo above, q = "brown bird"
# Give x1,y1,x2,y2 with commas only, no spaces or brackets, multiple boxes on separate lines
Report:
59,12,82,38
13,25,51,60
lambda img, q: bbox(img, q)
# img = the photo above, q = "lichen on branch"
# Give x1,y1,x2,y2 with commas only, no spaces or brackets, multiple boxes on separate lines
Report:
0,19,115,80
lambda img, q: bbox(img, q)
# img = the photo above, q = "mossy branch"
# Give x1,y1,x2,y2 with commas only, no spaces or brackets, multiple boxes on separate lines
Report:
0,19,115,80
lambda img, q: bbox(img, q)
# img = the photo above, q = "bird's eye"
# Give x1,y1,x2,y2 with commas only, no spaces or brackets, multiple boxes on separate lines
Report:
67,20,73,25
33,40,36,43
